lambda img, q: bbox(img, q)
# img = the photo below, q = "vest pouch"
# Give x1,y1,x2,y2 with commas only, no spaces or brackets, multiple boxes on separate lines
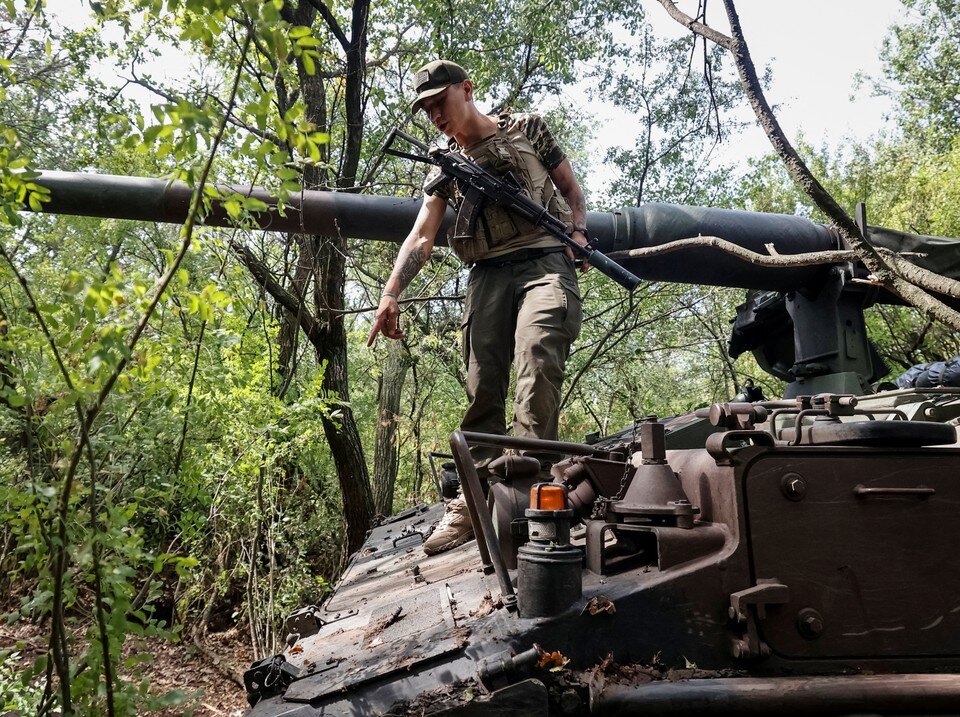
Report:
450,233,491,264
449,115,560,262
547,192,573,228
477,202,519,249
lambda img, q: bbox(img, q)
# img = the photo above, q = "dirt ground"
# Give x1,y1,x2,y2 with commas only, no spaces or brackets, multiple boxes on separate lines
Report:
0,620,253,716
142,629,253,716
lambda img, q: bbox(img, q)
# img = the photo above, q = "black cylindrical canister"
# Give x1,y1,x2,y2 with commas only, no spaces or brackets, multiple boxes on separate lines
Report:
517,541,583,618
517,484,582,618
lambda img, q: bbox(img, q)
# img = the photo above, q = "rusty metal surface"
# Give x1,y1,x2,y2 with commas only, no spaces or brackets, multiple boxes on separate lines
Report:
282,590,463,702
323,505,468,612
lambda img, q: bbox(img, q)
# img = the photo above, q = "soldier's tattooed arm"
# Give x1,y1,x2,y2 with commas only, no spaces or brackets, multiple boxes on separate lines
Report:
393,245,428,294
368,194,446,346
382,193,446,296
568,191,587,226
550,159,588,229
549,159,591,271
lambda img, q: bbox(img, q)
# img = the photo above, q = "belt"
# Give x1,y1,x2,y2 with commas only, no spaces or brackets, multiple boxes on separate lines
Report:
472,246,566,268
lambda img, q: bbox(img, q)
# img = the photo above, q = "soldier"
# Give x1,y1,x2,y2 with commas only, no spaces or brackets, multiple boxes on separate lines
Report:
367,60,589,554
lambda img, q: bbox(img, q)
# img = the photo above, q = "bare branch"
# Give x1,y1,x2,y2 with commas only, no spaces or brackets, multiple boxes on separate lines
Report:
887,258,960,300
5,0,41,62
304,0,350,52
656,0,734,50
230,240,325,347
338,294,464,316
609,235,859,266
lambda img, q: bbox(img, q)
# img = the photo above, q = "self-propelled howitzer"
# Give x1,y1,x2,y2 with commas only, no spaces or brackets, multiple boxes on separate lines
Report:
24,171,960,716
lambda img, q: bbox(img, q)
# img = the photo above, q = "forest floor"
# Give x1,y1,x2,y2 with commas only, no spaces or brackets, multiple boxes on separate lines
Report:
0,618,252,715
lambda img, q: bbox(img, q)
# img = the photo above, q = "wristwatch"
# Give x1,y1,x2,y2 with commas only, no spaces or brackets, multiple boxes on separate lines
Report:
570,226,589,238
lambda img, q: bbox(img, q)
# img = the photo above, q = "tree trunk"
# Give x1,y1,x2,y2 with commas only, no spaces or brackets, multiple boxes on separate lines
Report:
339,0,370,189
276,235,313,389
304,227,374,554
372,340,411,516
230,232,374,555
281,0,375,557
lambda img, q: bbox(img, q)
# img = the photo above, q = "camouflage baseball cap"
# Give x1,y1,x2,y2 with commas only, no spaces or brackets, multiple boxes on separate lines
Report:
411,60,469,111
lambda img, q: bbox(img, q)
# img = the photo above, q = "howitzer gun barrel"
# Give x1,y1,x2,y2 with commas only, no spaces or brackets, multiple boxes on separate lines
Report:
33,170,423,243
589,203,839,289
35,170,839,290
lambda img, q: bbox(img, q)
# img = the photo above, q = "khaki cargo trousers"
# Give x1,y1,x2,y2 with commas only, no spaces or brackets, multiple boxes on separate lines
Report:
460,251,583,464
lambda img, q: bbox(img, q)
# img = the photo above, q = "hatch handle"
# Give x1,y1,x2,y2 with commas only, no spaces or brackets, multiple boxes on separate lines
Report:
854,484,935,499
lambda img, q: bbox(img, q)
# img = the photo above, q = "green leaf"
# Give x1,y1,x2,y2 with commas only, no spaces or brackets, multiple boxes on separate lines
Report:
223,199,241,217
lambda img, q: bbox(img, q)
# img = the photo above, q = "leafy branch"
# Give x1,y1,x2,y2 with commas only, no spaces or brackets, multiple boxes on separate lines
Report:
0,30,252,715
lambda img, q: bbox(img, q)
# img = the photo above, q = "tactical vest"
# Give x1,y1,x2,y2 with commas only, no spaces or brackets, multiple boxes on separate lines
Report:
449,114,572,263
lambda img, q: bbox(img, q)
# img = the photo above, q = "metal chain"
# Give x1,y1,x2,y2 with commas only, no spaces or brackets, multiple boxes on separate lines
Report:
613,417,641,500
591,418,640,519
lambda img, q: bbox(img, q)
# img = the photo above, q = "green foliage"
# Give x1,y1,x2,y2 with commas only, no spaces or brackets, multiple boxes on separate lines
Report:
0,135,49,225
876,0,960,149
0,651,46,713
417,0,629,109
0,0,348,712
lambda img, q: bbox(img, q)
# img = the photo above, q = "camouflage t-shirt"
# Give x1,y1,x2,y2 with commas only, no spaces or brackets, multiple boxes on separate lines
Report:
422,113,566,200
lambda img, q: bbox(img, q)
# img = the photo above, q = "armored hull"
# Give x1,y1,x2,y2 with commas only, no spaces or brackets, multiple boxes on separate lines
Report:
245,389,960,716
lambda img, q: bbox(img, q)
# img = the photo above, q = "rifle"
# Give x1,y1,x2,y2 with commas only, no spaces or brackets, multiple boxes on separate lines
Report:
383,128,641,291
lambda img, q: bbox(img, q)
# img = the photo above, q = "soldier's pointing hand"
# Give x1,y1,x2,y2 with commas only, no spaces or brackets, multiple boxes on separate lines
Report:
367,295,404,346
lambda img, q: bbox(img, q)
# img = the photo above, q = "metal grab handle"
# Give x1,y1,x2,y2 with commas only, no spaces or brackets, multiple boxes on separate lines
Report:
854,484,936,499
449,431,518,609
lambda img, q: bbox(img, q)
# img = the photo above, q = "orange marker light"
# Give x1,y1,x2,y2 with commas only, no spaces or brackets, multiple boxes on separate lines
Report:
530,483,567,511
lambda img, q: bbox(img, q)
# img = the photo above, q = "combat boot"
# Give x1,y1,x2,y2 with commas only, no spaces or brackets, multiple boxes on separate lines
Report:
423,498,474,555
